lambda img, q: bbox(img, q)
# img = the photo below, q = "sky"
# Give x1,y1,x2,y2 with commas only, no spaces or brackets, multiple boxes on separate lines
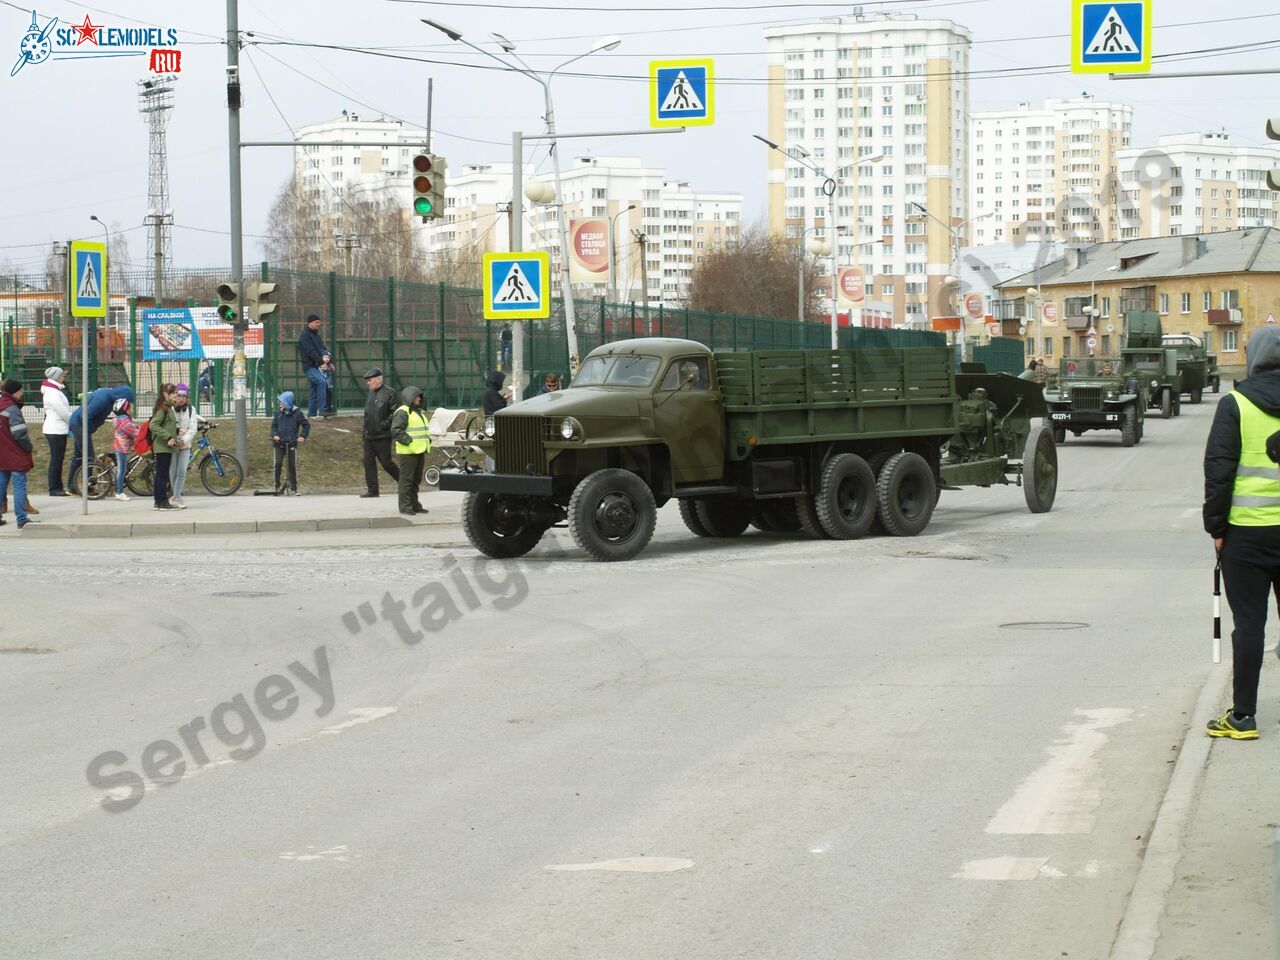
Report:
1,0,1279,277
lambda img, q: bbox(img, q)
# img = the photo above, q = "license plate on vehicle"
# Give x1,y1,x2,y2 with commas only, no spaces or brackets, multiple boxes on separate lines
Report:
1050,413,1069,421
1105,414,1118,422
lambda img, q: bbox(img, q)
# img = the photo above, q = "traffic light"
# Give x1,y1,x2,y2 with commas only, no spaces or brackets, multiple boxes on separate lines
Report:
1268,118,1280,191
245,281,278,324
216,282,240,324
412,153,446,219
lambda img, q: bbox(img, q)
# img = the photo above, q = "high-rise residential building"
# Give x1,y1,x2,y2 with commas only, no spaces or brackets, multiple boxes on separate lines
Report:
765,11,972,327
1115,132,1280,239
969,95,1133,247
294,112,426,223
418,155,742,305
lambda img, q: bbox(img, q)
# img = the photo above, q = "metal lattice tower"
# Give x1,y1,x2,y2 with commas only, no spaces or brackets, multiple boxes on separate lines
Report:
138,74,177,303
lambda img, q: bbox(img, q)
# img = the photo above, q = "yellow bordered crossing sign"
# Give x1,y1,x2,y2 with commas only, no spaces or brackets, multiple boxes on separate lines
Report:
650,59,714,128
69,240,107,318
483,251,551,321
1072,0,1152,75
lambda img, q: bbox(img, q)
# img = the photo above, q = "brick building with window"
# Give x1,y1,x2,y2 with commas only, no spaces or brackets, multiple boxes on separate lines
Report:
993,227,1280,377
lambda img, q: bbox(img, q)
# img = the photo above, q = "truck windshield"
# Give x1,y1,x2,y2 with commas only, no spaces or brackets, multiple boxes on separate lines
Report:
572,355,661,387
1061,358,1122,377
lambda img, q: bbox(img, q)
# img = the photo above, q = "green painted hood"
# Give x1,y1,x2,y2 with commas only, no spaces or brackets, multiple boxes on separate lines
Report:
499,386,645,420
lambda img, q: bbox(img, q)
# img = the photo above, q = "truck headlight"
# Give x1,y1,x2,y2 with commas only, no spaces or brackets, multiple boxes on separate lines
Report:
1150,379,1158,389
484,416,496,437
1106,389,1119,400
560,417,582,441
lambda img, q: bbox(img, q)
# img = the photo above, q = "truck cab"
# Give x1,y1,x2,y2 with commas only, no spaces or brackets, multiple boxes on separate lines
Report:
1045,356,1147,446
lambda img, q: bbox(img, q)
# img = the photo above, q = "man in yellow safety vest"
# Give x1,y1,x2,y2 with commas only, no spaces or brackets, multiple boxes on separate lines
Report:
1203,327,1280,739
391,386,432,517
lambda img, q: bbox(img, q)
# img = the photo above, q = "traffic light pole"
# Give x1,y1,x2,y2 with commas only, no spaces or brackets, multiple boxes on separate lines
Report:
510,130,526,402
225,0,248,469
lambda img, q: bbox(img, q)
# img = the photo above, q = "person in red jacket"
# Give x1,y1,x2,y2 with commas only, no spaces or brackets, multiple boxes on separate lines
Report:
0,378,36,529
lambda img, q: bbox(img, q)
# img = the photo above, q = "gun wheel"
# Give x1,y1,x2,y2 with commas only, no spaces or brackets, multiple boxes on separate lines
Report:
1022,424,1058,514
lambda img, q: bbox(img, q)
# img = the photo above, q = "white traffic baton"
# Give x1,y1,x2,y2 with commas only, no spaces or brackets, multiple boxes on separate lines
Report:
1213,559,1222,665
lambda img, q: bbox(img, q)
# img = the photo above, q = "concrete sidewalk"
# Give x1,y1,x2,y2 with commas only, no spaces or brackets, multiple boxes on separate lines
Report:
7,489,468,538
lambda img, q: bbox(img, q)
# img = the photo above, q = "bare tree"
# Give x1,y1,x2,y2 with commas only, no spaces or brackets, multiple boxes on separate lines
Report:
108,224,134,296
687,220,826,320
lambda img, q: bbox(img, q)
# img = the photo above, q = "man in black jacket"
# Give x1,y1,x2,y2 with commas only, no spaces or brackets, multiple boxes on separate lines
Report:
1203,326,1280,740
360,367,401,498
298,314,330,418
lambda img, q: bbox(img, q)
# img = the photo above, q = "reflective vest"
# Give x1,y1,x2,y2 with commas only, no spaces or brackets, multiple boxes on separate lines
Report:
1229,392,1280,526
394,404,432,456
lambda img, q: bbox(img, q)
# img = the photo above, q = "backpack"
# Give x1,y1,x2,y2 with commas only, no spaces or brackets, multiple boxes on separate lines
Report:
134,421,152,455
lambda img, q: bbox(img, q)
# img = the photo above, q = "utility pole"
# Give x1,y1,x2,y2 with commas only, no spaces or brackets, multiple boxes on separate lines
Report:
225,0,248,468
336,234,360,276
509,131,526,401
632,229,651,331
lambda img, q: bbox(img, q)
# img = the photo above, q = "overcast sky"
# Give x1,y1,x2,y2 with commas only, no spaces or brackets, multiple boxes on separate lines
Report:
2,0,1278,276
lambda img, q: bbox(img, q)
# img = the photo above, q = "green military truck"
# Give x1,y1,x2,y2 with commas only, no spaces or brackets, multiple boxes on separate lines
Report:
442,338,1057,562
1124,311,1183,418
1163,333,1220,402
1044,357,1148,447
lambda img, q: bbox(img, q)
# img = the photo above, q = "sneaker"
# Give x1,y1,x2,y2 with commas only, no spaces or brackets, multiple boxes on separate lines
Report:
359,492,379,499
115,492,131,502
154,502,178,511
169,498,188,510
48,490,69,497
17,519,37,529
1206,710,1259,740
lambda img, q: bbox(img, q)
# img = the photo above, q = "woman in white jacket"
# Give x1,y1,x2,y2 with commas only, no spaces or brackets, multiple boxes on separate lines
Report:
41,366,71,496
169,383,201,508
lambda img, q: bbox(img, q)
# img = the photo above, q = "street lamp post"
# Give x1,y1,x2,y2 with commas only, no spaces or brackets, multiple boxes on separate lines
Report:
754,136,882,348
423,21,620,379
609,203,637,307
797,226,829,323
910,203,993,355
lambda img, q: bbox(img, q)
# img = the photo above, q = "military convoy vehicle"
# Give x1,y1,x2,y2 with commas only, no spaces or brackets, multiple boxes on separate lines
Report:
442,338,1057,562
1123,311,1183,418
1163,333,1221,402
1044,357,1148,447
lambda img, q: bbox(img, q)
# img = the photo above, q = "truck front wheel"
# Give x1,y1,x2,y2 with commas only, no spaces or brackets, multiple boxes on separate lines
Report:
1160,390,1172,419
569,469,657,561
876,452,937,537
462,492,547,559
1121,406,1138,447
816,453,878,539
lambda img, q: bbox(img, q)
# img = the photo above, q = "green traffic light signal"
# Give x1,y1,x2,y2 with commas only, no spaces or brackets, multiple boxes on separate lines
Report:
414,196,433,215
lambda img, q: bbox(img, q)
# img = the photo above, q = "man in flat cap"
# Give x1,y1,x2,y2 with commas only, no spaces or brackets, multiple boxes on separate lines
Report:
360,367,400,498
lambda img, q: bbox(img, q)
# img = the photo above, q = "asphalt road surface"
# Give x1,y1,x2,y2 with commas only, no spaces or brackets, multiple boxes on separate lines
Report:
3,398,1219,960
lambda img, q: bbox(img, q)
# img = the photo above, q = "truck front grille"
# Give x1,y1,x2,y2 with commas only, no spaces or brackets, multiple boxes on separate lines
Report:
1072,386,1103,412
495,415,545,475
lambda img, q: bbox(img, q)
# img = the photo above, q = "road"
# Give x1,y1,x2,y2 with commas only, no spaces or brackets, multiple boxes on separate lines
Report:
2,398,1219,960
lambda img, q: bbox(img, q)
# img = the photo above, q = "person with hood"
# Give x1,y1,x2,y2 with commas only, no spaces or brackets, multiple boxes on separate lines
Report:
483,370,509,416
1203,326,1280,740
538,373,561,395
41,366,71,496
270,390,310,496
391,386,431,516
298,314,330,417
360,367,400,498
0,379,35,529
68,384,135,491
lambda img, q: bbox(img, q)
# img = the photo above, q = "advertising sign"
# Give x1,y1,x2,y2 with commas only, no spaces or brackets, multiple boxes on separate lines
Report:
141,308,263,361
837,267,865,307
964,293,985,319
569,218,611,284
1042,301,1059,325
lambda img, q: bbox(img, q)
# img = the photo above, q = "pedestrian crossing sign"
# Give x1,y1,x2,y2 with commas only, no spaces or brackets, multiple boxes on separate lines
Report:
1073,0,1151,74
650,59,714,128
483,252,550,320
69,240,107,318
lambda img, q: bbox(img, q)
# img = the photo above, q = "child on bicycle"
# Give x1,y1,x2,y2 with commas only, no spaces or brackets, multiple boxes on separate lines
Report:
270,391,310,495
111,397,138,502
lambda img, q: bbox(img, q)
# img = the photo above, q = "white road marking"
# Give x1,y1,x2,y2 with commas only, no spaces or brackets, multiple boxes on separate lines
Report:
545,857,694,873
986,708,1134,835
280,844,351,862
317,706,398,735
954,857,1109,880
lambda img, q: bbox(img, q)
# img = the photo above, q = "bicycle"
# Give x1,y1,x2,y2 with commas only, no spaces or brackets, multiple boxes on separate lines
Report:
67,455,115,500
124,422,245,497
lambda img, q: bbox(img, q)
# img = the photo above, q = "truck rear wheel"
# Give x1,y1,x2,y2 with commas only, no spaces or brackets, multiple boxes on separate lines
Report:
679,499,711,537
569,469,657,562
1022,425,1058,514
875,452,936,537
462,492,546,559
1121,406,1137,447
1190,387,1203,404
815,453,877,539
766,499,803,533
1173,393,1182,417
1160,390,1172,419
1212,377,1220,394
695,499,752,537
750,506,776,532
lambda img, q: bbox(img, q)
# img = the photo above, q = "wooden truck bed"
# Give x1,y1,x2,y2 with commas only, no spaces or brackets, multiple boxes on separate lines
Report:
714,347,959,456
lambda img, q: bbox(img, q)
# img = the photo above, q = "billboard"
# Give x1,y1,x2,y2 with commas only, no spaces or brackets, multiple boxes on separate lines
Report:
141,308,264,361
569,218,611,284
836,267,865,307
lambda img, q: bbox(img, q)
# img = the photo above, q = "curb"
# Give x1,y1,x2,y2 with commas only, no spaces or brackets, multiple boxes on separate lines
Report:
1109,658,1232,960
15,515,448,539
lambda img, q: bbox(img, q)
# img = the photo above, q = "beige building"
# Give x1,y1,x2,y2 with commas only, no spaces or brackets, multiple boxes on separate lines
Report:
764,11,971,327
969,95,1133,246
994,227,1280,377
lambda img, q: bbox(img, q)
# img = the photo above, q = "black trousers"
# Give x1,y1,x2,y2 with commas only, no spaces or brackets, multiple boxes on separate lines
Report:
153,451,172,505
363,437,400,494
398,453,425,513
1221,525,1280,717
46,434,67,494
274,443,298,492
69,431,95,490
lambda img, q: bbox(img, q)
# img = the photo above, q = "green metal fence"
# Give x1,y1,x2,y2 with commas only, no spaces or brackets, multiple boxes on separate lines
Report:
2,263,954,415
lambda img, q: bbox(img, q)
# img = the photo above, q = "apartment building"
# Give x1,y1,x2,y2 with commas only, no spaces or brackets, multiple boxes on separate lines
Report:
969,95,1133,247
294,112,426,222
419,155,742,305
1116,132,1280,239
764,11,972,327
